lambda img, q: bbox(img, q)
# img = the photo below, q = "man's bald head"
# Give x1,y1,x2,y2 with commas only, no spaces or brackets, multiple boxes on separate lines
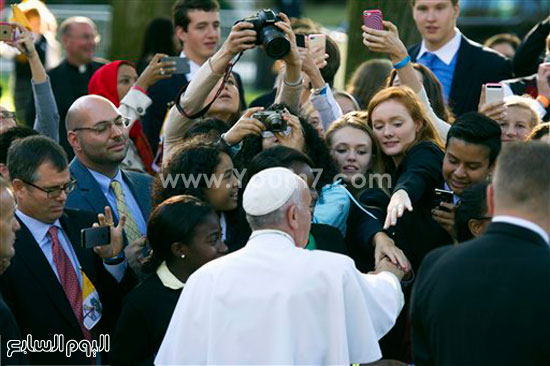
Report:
66,95,129,176
65,95,118,132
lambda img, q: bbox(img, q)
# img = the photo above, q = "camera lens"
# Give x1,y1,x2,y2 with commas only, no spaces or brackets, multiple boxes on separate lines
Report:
265,113,285,132
261,26,290,59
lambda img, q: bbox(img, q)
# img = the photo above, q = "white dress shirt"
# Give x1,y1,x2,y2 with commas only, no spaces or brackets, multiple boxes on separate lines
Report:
417,27,462,65
179,50,201,81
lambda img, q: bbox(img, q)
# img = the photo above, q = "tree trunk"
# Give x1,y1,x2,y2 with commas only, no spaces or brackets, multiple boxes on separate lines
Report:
345,0,421,83
109,0,174,62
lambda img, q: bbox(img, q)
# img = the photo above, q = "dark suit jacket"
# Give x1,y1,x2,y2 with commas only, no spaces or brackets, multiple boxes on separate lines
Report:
142,71,247,153
411,222,550,366
0,291,28,365
0,209,131,365
110,272,181,366
28,59,105,159
386,142,453,271
409,35,512,117
66,158,153,233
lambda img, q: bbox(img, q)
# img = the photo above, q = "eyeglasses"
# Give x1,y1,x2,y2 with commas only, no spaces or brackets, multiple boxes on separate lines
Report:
0,111,16,120
21,179,76,199
72,116,130,134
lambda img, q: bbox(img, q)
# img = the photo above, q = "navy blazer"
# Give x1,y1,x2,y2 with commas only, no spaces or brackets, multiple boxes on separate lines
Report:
66,158,153,230
411,222,550,366
0,209,130,365
409,35,512,117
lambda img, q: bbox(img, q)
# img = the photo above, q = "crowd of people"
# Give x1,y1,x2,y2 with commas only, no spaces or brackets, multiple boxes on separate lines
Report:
0,0,549,365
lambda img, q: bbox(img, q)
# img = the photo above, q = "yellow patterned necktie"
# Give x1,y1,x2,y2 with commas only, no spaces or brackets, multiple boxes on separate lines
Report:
110,180,141,244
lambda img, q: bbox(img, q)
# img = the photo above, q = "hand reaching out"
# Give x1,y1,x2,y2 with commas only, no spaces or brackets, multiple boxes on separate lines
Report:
384,189,413,229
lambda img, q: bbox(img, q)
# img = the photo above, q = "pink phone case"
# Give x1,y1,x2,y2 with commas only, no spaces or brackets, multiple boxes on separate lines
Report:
363,10,383,31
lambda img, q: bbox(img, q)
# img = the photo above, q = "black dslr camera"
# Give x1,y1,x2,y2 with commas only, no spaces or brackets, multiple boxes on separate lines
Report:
252,109,287,133
237,9,290,59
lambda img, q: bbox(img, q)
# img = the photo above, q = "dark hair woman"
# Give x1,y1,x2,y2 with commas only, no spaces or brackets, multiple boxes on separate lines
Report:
152,139,243,250
111,195,227,365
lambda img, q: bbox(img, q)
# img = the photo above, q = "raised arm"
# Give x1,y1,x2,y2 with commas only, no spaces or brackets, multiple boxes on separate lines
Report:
5,23,59,140
273,13,303,115
363,21,450,139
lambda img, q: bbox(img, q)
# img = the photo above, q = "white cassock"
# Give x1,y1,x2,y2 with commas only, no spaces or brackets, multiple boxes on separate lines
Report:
155,230,404,365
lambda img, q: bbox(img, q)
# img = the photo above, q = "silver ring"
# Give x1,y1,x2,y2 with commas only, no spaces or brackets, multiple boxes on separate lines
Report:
160,68,165,75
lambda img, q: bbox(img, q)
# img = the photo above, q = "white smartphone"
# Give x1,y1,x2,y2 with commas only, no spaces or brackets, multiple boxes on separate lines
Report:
484,83,504,104
307,34,326,57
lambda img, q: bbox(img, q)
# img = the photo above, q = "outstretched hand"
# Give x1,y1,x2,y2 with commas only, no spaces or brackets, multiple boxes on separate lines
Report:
384,189,413,229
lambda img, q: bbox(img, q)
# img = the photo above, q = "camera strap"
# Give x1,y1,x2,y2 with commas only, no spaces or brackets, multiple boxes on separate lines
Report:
175,51,244,120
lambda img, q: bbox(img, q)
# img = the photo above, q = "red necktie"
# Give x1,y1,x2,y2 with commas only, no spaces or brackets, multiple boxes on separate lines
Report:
48,226,92,342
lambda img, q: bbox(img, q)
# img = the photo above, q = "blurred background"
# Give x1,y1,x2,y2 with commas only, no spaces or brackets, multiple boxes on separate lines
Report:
1,0,548,109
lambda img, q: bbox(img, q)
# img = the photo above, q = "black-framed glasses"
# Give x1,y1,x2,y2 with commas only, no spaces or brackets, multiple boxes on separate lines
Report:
72,116,130,134
21,179,76,199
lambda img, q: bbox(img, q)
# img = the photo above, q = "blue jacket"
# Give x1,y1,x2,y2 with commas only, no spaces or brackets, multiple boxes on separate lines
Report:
66,158,153,229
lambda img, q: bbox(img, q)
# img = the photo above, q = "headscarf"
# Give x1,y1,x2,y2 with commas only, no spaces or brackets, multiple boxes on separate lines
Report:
89,61,155,174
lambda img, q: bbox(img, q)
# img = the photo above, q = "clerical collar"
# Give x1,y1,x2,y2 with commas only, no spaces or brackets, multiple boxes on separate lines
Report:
78,64,87,73
157,261,185,290
249,229,295,245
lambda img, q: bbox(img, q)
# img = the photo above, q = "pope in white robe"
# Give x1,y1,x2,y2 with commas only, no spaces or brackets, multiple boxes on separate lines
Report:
155,168,405,365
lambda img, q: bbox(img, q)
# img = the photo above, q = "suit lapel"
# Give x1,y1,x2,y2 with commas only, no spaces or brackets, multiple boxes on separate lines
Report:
69,158,114,222
449,36,476,108
121,170,149,219
59,211,97,281
14,217,82,332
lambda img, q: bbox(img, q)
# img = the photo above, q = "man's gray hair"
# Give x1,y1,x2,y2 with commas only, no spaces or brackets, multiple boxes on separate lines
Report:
246,178,306,230
59,16,98,37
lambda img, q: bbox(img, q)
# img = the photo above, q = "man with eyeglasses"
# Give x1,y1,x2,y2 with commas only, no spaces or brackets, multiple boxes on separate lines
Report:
0,107,17,134
27,16,105,159
1,135,132,365
66,95,153,275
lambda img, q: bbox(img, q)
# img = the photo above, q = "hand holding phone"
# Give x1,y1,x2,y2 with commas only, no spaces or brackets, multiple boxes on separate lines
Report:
160,57,190,74
81,226,111,248
484,83,504,104
363,10,384,31
0,23,17,42
433,188,454,212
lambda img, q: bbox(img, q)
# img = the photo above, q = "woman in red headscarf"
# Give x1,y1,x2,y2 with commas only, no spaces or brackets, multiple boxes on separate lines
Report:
88,54,175,174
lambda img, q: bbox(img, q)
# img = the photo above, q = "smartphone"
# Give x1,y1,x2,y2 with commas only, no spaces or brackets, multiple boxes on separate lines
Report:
81,226,111,248
363,10,384,31
0,23,17,42
160,56,190,74
295,34,306,48
484,83,504,104
307,34,326,56
434,188,454,211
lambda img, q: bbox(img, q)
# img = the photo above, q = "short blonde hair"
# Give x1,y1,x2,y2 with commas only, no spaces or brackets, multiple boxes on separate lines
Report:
504,95,541,129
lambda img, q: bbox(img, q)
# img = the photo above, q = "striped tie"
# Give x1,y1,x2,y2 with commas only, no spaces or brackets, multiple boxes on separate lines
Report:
110,180,141,244
48,226,92,342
